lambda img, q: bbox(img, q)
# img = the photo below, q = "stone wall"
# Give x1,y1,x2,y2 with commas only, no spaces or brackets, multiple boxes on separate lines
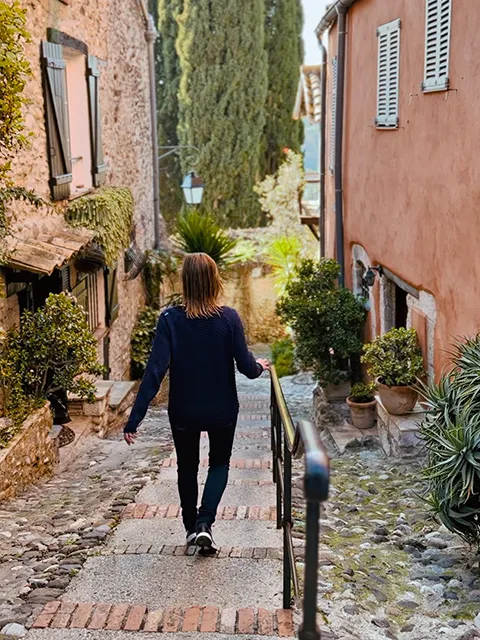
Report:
2,0,164,380
0,403,57,502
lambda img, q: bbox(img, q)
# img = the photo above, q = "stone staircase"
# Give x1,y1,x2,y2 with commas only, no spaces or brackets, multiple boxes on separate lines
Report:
30,388,298,638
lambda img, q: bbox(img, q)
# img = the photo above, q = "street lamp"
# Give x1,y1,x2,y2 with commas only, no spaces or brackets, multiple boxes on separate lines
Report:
181,171,205,206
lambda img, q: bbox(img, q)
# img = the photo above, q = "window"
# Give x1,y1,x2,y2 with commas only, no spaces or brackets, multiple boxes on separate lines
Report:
376,19,401,129
422,0,452,92
41,38,105,201
329,56,338,173
104,264,119,326
71,272,101,332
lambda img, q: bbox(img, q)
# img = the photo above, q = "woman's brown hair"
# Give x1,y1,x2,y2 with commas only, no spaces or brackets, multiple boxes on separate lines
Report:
182,253,223,319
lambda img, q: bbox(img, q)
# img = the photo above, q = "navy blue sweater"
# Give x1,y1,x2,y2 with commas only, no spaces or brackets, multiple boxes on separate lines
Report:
124,306,263,433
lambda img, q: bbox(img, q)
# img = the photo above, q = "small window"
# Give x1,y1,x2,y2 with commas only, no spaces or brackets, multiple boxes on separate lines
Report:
422,0,452,92
105,264,119,326
329,56,338,173
376,19,401,129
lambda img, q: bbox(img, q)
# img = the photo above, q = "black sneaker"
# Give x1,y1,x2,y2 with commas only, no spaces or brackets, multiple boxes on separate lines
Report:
196,522,214,550
186,530,197,546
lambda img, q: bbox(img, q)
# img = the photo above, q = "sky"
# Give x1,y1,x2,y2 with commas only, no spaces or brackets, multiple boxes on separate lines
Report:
302,0,329,64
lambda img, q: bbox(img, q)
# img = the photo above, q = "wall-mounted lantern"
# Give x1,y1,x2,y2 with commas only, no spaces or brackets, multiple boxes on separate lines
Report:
365,265,383,287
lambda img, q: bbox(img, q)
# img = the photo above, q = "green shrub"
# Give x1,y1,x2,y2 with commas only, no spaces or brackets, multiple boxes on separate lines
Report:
362,327,424,387
143,249,179,310
130,307,160,379
266,235,302,297
349,382,377,403
420,335,480,548
175,210,237,268
0,293,103,447
271,338,297,378
276,259,366,387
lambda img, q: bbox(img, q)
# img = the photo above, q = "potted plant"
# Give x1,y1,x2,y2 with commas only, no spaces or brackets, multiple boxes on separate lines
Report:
347,382,377,430
276,259,367,400
362,327,424,416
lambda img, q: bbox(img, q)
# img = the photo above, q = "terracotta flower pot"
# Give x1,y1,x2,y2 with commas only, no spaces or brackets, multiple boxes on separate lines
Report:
377,379,418,416
346,397,377,430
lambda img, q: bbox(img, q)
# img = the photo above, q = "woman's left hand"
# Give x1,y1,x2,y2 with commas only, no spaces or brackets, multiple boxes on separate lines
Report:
124,432,138,446
257,358,270,371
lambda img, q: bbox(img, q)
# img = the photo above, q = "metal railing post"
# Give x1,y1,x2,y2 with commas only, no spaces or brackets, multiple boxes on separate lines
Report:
271,376,277,486
275,401,282,530
283,433,292,610
298,500,321,640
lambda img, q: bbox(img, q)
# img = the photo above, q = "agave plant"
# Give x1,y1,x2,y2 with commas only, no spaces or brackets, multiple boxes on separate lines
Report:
266,235,302,296
420,334,480,547
175,210,238,269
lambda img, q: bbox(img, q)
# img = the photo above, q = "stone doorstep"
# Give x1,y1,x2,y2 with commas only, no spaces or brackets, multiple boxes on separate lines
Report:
323,419,378,454
109,381,137,411
376,396,426,457
122,503,277,521
32,602,296,636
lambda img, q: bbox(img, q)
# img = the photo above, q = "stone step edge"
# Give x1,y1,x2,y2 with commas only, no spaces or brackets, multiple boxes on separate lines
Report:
123,504,276,521
32,601,295,636
108,544,284,559
162,459,272,470
155,478,274,487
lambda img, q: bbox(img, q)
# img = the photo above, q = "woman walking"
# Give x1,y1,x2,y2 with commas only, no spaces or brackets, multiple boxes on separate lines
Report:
124,253,269,550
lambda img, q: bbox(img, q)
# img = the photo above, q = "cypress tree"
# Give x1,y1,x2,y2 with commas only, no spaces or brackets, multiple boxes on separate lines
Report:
262,0,304,177
151,0,184,230
177,0,268,227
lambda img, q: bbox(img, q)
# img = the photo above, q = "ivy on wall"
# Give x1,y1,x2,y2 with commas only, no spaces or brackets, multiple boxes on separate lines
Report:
65,187,134,265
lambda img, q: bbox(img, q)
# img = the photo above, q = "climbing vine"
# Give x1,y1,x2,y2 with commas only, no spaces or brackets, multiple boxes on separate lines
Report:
65,187,134,265
0,1,32,183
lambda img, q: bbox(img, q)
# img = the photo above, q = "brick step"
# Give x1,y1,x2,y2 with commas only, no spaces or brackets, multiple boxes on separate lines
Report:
109,544,284,559
33,601,295,636
122,504,276,521
161,458,272,470
149,478,275,487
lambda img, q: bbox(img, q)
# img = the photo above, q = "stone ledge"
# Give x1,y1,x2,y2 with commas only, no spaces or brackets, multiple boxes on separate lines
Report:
0,403,57,502
376,396,426,458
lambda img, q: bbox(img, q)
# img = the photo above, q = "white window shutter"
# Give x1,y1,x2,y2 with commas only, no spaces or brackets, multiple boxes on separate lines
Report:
329,56,338,172
423,0,452,92
376,19,401,129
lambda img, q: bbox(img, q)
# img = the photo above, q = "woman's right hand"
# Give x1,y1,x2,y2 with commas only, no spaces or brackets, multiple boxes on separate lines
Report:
257,358,270,371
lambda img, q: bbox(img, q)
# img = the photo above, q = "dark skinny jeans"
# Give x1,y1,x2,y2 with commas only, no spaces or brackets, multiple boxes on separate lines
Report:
171,424,236,532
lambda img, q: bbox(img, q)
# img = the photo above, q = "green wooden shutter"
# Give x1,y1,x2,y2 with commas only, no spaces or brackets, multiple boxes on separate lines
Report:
87,56,106,187
41,41,72,200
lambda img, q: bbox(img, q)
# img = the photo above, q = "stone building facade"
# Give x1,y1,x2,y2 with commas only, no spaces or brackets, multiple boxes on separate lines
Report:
2,0,163,379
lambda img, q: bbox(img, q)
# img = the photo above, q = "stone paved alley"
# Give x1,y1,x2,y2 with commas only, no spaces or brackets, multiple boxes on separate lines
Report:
0,369,480,639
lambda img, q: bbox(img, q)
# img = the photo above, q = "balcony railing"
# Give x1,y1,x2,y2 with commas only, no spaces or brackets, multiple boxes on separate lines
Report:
270,366,330,640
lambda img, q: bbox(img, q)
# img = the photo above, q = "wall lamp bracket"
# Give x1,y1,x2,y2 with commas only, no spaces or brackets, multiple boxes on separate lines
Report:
365,265,383,287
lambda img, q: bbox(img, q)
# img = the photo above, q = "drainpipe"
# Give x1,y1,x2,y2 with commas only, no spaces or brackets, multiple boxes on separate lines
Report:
138,0,161,249
334,5,347,286
318,42,327,259
316,0,358,286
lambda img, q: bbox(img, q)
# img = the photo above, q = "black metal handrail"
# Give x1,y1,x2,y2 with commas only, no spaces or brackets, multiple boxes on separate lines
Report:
270,366,330,640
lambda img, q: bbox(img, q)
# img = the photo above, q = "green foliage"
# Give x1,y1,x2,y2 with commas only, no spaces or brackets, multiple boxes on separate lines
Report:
420,335,480,547
0,1,32,182
65,187,134,265
131,306,160,379
0,294,103,447
143,248,179,310
266,235,302,296
175,209,237,268
155,0,184,229
255,150,305,233
362,328,424,387
349,382,377,404
276,259,366,387
177,0,268,227
271,338,297,378
262,0,304,176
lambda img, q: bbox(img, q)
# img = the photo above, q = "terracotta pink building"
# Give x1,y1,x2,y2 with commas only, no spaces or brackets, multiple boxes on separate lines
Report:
314,0,480,378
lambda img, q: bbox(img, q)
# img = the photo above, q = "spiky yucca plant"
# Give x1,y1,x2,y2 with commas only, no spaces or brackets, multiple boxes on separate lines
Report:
420,335,480,547
175,210,237,269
